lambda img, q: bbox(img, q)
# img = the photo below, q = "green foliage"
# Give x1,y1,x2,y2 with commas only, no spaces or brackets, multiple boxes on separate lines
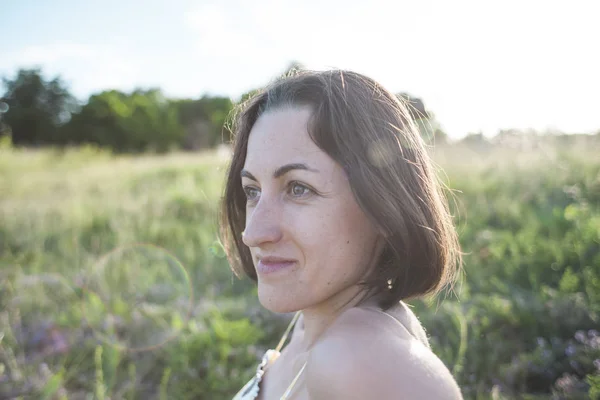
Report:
63,89,186,153
164,310,264,399
1,67,236,153
1,68,78,146
413,142,600,398
171,96,234,150
95,345,106,400
40,367,67,400
1,139,599,398
1,66,451,153
588,373,600,400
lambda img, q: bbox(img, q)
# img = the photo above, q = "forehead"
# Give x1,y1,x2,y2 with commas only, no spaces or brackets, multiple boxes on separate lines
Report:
244,107,334,171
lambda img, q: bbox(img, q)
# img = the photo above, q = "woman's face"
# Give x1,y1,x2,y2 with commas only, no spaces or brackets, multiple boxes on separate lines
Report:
241,106,385,313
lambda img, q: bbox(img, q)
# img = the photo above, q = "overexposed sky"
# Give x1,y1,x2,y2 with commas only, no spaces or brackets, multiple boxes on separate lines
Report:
2,0,599,138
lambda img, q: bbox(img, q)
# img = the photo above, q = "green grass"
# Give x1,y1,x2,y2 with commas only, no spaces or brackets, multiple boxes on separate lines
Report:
1,137,599,399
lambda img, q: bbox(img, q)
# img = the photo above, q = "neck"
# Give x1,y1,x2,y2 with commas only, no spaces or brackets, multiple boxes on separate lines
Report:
294,286,384,354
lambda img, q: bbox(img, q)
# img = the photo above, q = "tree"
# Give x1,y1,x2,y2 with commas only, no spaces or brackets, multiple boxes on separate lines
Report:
1,68,78,146
397,92,447,145
64,89,185,153
0,101,10,139
171,96,234,150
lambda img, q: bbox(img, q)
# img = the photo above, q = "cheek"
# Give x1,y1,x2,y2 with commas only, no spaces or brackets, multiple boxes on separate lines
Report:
290,211,335,248
286,206,339,255
327,205,380,267
287,199,377,266
297,206,365,264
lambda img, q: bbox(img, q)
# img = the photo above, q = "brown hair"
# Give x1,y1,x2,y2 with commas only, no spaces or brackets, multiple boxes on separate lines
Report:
219,69,461,310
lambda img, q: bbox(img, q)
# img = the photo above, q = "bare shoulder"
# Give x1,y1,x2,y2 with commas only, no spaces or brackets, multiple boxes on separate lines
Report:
305,307,463,400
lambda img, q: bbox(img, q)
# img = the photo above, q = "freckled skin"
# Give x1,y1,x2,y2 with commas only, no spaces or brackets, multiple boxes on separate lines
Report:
241,106,385,314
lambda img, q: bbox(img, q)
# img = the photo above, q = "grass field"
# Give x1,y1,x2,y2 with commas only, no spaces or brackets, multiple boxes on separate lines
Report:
1,136,599,399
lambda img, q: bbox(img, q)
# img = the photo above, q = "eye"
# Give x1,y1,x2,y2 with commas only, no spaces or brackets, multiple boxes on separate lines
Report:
288,181,314,198
242,181,315,204
242,185,260,202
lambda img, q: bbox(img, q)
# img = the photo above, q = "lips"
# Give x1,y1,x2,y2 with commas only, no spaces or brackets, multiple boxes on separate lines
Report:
256,256,297,274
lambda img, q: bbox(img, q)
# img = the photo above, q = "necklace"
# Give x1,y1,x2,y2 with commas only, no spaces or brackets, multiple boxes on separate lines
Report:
233,311,305,400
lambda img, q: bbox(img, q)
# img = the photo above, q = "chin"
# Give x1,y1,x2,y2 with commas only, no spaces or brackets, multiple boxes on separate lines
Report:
257,285,304,314
260,301,298,314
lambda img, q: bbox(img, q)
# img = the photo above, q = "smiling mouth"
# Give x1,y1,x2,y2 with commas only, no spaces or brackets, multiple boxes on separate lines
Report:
256,259,296,274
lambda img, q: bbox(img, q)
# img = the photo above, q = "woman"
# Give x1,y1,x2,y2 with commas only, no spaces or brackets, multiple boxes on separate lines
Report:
221,69,463,399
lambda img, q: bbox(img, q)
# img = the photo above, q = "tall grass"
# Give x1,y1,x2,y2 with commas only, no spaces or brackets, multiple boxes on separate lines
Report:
1,137,599,399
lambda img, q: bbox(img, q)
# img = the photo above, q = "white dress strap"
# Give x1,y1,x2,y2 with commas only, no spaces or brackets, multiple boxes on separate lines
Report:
363,304,430,348
232,311,303,400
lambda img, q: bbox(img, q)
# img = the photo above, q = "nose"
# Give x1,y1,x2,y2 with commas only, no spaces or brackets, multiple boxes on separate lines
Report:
242,196,283,248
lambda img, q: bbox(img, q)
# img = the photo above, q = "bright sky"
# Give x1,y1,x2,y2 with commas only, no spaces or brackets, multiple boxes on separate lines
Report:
2,0,599,138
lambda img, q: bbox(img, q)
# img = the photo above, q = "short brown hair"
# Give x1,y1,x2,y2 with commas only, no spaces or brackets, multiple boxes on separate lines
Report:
219,69,461,310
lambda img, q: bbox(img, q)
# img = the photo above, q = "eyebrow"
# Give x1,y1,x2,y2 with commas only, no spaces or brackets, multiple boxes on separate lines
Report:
241,163,320,181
